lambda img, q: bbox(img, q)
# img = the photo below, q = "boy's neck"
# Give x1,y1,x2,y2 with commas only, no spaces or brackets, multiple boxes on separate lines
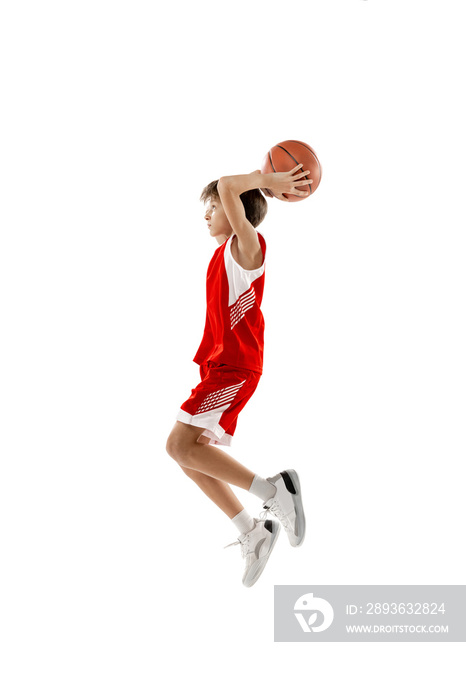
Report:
215,232,233,245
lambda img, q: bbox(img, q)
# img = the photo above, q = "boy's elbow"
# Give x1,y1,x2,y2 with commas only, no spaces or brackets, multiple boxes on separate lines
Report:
217,176,234,193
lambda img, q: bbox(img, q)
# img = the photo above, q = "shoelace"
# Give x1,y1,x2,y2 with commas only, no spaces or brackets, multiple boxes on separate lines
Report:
224,534,250,557
224,513,269,555
263,502,293,533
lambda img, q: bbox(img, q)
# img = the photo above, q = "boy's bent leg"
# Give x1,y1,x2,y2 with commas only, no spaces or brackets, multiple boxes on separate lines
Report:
166,422,306,546
166,422,283,587
166,421,256,491
180,465,246,519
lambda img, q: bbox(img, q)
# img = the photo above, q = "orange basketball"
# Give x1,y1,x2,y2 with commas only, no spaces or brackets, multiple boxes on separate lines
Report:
261,140,322,201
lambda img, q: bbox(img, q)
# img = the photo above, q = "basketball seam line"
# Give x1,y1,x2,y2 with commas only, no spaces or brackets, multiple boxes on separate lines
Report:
276,144,312,195
288,140,321,182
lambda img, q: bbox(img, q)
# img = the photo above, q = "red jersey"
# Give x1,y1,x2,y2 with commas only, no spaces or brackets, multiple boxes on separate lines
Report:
193,232,266,374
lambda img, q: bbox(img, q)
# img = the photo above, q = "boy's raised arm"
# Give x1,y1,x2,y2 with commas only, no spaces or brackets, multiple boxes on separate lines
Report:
217,166,312,267
217,171,265,265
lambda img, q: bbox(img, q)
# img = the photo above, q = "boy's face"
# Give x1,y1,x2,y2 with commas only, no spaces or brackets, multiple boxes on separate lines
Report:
204,196,233,244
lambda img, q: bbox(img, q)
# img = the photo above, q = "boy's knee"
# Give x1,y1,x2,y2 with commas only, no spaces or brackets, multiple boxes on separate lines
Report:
166,425,193,464
166,437,196,479
166,422,208,465
166,430,182,462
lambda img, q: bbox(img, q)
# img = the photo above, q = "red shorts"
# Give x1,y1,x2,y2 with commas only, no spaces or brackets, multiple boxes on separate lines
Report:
177,361,261,446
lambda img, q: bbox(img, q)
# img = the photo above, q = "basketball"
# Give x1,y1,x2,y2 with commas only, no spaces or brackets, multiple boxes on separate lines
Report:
261,140,322,201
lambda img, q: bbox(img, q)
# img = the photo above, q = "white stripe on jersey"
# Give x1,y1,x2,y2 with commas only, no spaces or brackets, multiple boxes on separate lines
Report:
230,287,256,329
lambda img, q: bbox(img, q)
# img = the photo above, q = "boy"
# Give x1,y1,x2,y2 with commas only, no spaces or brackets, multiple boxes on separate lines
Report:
166,164,312,587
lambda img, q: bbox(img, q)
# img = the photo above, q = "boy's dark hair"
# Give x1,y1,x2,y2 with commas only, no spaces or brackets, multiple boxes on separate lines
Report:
200,180,268,229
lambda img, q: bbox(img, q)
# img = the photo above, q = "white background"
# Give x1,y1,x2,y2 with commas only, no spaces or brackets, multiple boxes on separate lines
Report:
1,0,465,697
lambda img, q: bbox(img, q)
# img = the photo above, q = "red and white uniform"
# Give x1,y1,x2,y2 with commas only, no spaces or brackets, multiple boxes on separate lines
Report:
177,232,266,445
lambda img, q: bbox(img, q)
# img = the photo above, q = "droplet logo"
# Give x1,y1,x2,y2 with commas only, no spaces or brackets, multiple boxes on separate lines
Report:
294,592,334,633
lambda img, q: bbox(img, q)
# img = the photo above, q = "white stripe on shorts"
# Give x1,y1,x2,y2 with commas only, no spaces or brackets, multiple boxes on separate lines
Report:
194,380,245,415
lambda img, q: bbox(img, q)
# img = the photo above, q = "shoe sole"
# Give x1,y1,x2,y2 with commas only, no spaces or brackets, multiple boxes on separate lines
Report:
243,521,280,588
281,469,306,547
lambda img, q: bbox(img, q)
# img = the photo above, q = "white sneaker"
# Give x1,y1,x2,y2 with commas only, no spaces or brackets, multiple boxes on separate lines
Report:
263,470,306,547
225,517,280,587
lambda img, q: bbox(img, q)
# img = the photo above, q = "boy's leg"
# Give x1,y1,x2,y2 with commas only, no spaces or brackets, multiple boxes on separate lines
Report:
180,464,246,519
166,421,257,490
167,421,306,547
167,423,281,587
168,423,254,522
170,426,263,550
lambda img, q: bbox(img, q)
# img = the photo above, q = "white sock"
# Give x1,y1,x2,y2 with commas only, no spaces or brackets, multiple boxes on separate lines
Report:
231,509,255,535
248,474,276,503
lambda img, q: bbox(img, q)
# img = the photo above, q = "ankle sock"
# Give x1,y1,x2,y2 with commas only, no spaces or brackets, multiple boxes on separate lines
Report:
231,509,255,535
248,474,276,503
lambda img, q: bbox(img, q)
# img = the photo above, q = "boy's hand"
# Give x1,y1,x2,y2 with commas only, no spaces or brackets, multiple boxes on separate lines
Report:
261,164,313,201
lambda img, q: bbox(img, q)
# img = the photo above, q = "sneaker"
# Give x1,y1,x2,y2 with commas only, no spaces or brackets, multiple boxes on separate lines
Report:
225,516,280,587
263,470,306,547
